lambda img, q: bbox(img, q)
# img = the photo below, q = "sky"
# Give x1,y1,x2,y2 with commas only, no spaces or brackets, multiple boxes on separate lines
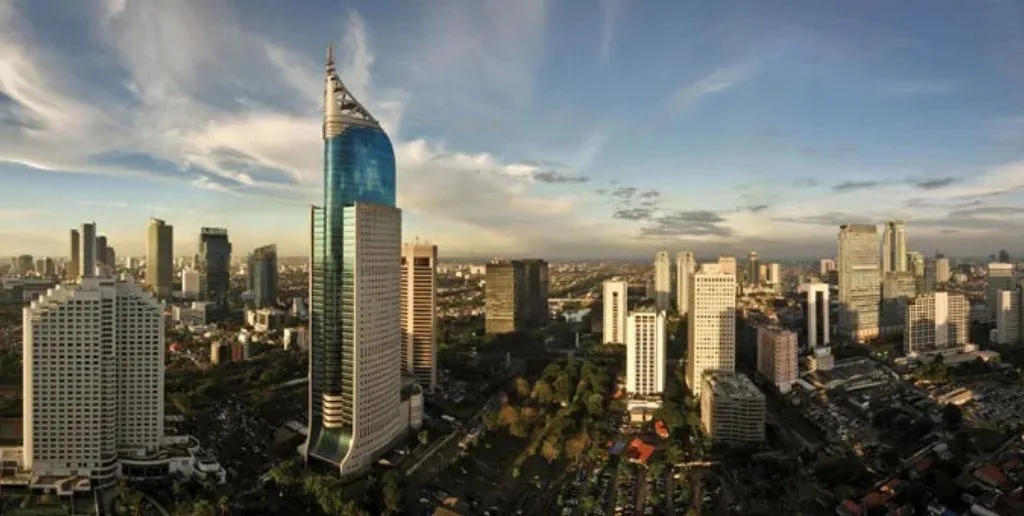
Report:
4,0,1024,260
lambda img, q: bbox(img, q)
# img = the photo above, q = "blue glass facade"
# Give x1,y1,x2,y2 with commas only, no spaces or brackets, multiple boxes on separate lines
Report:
308,123,397,466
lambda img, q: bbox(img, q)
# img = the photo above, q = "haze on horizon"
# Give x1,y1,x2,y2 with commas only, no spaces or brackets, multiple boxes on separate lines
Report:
3,0,1024,260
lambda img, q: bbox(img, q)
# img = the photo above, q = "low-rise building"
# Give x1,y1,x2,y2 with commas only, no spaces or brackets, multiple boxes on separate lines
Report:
700,372,766,444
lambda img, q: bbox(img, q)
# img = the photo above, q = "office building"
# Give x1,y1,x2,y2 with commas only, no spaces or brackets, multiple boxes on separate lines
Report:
686,263,737,396
837,224,880,342
15,255,34,275
654,251,671,311
907,251,925,278
304,45,404,478
935,258,950,288
401,242,438,392
198,228,231,308
625,308,666,397
484,259,548,334
746,250,760,285
68,229,80,281
248,244,278,308
921,259,938,293
105,248,116,271
675,252,696,318
881,271,917,334
700,372,765,444
520,259,549,327
819,258,836,277
905,292,969,357
765,263,781,292
95,235,108,268
756,326,797,393
181,269,201,299
146,218,173,300
995,289,1020,345
602,279,628,345
881,220,908,274
79,222,96,279
986,263,1015,323
805,282,830,349
717,256,737,278
22,277,164,484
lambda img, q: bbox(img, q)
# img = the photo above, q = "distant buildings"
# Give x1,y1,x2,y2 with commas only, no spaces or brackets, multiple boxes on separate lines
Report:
756,326,798,393
79,222,96,279
181,269,201,299
746,250,760,285
935,258,950,289
248,244,278,308
717,256,737,278
700,372,765,444
198,227,232,309
880,271,917,334
765,262,781,293
881,220,907,274
837,224,880,342
986,263,1015,323
675,252,696,318
401,242,438,392
625,307,666,397
905,292,969,357
146,218,173,300
602,279,628,345
68,229,80,281
484,259,549,335
819,258,836,277
805,282,830,350
995,289,1020,345
653,251,671,311
686,262,736,396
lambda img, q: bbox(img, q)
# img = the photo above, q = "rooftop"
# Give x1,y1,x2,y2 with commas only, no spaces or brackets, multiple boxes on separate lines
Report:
704,372,764,401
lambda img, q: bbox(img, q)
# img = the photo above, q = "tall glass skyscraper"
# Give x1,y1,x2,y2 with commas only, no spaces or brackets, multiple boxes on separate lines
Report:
198,227,232,309
304,43,403,477
248,244,278,308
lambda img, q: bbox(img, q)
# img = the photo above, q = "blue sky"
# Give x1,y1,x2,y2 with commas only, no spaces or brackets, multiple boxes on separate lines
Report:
3,0,1024,259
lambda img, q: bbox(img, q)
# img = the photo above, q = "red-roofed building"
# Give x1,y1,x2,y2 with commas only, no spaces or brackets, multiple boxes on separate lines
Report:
625,438,655,465
861,492,890,510
836,498,862,516
654,420,669,439
974,465,1008,488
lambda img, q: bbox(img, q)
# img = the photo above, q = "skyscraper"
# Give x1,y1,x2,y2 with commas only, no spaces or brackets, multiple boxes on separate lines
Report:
935,258,950,288
805,282,830,349
79,222,96,279
248,244,278,308
905,292,968,357
881,220,907,274
485,260,523,334
401,242,438,392
68,229,80,281
625,308,666,397
146,218,173,300
837,224,880,342
756,326,798,393
520,259,550,327
198,228,232,309
986,262,1015,323
654,251,671,311
96,235,108,267
686,262,736,396
23,276,164,483
881,271,917,334
305,44,403,477
675,252,696,318
995,289,1020,345
602,279,628,344
746,250,760,285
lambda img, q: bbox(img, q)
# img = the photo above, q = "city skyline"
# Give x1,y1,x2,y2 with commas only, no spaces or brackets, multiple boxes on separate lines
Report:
5,1,1024,259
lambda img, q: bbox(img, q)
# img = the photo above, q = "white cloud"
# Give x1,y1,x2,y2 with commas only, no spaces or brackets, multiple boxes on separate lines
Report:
664,60,760,117
598,0,622,64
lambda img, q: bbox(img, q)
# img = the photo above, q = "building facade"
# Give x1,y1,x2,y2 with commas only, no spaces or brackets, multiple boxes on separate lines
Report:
686,263,737,396
700,372,765,443
881,271,917,334
654,251,671,311
837,224,880,341
146,218,173,300
756,326,798,393
986,263,1015,323
881,220,908,274
181,269,201,299
79,222,96,279
248,244,278,308
905,292,969,357
935,258,950,288
602,279,628,345
400,242,438,392
995,289,1020,345
806,282,830,349
68,229,80,281
198,228,232,309
304,46,403,478
746,250,760,285
484,259,548,334
675,252,696,318
625,308,666,397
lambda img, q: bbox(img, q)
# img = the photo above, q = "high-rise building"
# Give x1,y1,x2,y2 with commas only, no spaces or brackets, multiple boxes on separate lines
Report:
819,258,836,277
995,289,1020,345
881,220,908,274
905,292,969,357
881,271,917,334
765,263,782,293
625,308,666,397
986,263,1015,323
401,242,437,392
837,224,880,342
746,250,760,285
68,229,80,281
79,222,96,279
181,269,201,299
42,257,55,277
484,259,548,334
198,228,232,308
907,251,925,278
96,235,108,268
717,256,737,278
675,252,696,318
248,244,279,308
921,259,938,293
686,263,736,396
17,254,34,275
999,249,1011,263
756,326,798,393
146,218,173,300
23,276,164,484
602,279,628,345
305,45,403,477
935,258,950,288
700,372,765,444
654,251,671,311
805,283,830,350
105,247,116,271
520,259,549,327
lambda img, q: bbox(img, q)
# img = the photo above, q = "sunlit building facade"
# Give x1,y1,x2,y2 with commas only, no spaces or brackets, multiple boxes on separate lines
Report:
602,279,628,345
837,224,880,341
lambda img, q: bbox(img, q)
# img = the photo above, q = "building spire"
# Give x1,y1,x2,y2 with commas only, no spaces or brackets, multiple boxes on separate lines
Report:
326,41,335,71
322,40,378,137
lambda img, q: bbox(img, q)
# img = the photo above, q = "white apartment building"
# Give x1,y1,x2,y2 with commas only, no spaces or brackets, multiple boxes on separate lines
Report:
819,258,836,277
181,268,201,299
905,292,969,357
602,279,628,345
765,263,781,287
22,277,164,484
935,258,950,287
401,242,438,392
756,327,798,393
675,252,696,318
625,308,666,397
986,263,1015,323
995,289,1020,345
686,263,736,396
654,251,671,312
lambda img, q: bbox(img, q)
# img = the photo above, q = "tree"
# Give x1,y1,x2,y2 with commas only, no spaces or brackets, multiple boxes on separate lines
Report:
942,403,963,429
532,380,555,404
418,429,430,446
665,444,685,465
584,392,605,417
514,377,531,398
381,471,402,515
